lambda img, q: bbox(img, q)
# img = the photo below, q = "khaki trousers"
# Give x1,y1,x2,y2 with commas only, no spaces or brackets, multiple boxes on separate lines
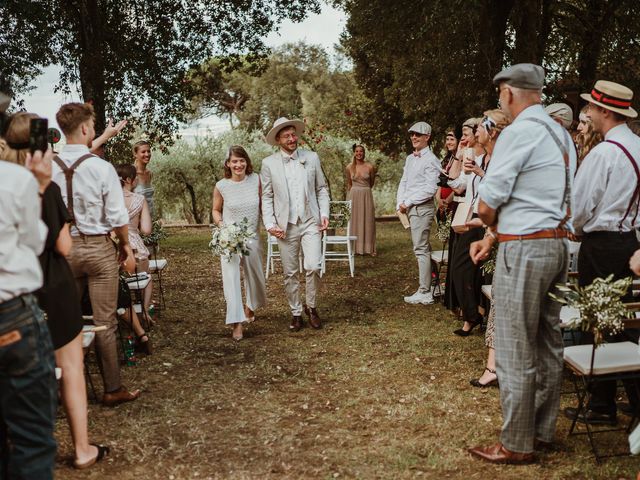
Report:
278,217,322,316
67,235,121,393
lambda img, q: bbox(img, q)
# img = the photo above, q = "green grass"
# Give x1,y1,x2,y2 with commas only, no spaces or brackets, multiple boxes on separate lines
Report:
55,223,640,479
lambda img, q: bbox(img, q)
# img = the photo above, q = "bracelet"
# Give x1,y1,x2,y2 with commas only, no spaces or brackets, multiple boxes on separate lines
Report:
485,229,497,241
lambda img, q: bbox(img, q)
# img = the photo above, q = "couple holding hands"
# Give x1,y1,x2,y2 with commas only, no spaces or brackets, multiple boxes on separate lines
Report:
212,117,330,340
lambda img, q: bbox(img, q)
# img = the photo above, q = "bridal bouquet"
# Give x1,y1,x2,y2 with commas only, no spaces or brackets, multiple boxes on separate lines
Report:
209,218,252,261
435,210,452,243
549,274,632,346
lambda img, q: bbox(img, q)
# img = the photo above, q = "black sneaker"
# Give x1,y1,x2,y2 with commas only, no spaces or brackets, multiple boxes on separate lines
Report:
564,407,617,425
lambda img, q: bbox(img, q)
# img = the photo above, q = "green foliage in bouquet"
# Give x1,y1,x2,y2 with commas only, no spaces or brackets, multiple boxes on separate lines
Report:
481,243,498,275
209,218,252,261
549,275,633,346
435,211,452,243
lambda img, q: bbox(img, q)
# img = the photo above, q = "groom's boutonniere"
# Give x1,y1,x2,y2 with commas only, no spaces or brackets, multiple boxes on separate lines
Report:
299,156,306,167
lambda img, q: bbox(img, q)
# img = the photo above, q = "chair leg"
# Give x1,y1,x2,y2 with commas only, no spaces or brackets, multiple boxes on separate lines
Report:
348,239,354,277
157,269,165,311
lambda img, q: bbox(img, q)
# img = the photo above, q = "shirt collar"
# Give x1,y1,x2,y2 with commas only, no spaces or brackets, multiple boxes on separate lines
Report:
604,123,629,140
61,144,91,154
412,146,430,158
281,149,298,162
513,103,545,123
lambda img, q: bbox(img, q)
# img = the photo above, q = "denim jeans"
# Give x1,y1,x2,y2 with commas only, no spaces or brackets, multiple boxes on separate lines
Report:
0,294,57,480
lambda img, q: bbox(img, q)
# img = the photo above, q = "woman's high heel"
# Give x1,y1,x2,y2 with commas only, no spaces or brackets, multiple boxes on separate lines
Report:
453,318,481,337
470,368,499,388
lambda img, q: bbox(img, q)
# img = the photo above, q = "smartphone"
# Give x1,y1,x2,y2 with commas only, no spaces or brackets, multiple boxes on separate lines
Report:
29,118,48,154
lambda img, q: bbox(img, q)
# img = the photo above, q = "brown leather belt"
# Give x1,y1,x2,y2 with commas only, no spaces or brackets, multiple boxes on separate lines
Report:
497,228,568,243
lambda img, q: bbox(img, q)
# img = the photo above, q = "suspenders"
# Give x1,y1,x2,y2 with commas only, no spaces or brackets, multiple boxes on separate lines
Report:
524,118,572,230
604,140,640,231
52,154,95,232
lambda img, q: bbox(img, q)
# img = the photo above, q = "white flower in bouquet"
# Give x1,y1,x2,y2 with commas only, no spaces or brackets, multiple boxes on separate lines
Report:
209,218,252,261
549,274,632,347
435,211,452,243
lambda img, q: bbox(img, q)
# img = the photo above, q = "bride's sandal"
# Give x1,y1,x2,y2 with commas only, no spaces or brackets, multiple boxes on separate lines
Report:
232,323,243,341
470,368,498,388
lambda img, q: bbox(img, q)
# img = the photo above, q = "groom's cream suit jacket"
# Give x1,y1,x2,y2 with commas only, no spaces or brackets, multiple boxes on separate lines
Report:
261,149,331,231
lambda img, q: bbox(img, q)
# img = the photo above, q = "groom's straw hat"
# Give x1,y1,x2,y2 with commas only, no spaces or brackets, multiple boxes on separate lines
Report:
265,117,305,146
580,80,637,118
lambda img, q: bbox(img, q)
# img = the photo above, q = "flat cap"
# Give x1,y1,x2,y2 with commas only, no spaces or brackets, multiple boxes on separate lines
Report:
493,63,545,90
408,121,431,135
545,103,573,128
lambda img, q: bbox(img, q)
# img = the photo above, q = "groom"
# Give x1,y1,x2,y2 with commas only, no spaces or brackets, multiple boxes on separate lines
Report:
261,117,330,331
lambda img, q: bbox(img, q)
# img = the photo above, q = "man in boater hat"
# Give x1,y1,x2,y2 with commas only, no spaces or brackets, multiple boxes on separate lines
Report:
565,80,640,426
261,117,330,332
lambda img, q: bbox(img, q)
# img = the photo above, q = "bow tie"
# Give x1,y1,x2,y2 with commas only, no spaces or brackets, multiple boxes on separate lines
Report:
283,155,296,163
413,152,421,158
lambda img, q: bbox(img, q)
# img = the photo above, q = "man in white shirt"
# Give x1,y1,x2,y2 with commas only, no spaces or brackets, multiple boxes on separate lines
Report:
397,121,441,305
261,117,330,332
565,80,640,426
53,102,139,407
0,147,57,479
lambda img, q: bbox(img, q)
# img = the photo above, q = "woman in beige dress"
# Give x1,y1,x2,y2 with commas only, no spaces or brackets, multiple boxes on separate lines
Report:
346,144,376,255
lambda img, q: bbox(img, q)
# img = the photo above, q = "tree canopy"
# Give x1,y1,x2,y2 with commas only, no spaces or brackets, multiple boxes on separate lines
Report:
1,0,320,148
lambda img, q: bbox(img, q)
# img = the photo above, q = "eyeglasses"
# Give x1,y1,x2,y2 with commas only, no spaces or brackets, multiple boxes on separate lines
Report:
409,132,427,138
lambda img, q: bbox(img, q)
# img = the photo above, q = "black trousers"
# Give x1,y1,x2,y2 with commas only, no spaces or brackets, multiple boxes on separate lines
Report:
578,231,640,415
449,226,484,323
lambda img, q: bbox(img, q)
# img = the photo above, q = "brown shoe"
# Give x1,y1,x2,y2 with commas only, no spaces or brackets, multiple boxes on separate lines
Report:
289,315,303,332
305,306,322,329
102,386,140,407
468,442,536,465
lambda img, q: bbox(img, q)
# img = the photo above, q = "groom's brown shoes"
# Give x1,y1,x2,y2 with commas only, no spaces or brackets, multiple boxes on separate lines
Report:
305,306,322,329
468,442,536,465
289,315,303,332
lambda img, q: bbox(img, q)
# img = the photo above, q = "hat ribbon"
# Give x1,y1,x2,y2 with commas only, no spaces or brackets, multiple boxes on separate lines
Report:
591,88,632,108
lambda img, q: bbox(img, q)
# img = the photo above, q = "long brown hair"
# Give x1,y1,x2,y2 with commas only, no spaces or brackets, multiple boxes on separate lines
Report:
224,145,254,179
576,105,602,161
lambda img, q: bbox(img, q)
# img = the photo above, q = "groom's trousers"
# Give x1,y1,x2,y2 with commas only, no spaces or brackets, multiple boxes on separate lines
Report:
278,217,322,316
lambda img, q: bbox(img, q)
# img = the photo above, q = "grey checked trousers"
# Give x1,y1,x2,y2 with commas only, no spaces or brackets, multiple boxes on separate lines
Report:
493,238,568,453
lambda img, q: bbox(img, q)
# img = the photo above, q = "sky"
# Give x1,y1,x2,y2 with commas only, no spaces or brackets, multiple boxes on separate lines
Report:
19,4,346,140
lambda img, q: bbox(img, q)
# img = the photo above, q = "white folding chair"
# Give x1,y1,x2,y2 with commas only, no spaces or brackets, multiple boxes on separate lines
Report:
265,233,302,278
321,200,357,277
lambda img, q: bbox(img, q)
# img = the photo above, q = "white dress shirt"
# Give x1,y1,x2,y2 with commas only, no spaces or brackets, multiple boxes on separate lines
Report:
396,146,441,210
478,104,577,235
573,123,640,234
0,161,47,302
52,144,129,235
282,150,308,224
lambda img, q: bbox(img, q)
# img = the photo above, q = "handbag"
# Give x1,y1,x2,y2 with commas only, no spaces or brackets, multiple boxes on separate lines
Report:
451,200,473,233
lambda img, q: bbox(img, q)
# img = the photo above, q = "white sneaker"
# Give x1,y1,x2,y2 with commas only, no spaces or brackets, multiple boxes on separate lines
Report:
403,291,435,305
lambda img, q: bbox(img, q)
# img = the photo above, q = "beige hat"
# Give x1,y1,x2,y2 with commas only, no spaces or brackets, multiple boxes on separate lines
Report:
545,103,573,129
408,121,431,135
580,80,637,118
265,117,305,146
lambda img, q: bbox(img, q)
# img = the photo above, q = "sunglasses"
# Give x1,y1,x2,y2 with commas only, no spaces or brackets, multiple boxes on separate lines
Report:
409,132,427,138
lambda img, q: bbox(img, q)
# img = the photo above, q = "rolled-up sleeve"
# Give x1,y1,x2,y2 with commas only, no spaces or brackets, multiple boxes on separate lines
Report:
103,164,129,228
478,129,528,210
448,171,467,191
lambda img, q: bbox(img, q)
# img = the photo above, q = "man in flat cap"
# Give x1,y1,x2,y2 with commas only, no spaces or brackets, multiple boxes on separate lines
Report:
468,63,577,464
564,80,640,426
397,121,442,305
261,117,330,332
545,103,573,130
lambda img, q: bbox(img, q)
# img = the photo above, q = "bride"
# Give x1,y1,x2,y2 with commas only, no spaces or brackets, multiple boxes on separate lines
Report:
212,145,267,340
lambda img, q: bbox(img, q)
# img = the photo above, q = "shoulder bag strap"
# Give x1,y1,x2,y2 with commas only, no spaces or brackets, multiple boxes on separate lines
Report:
523,118,572,229
53,153,95,227
605,139,640,230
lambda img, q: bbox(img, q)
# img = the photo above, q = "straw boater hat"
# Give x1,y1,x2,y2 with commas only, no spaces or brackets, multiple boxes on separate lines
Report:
265,117,305,146
580,80,638,118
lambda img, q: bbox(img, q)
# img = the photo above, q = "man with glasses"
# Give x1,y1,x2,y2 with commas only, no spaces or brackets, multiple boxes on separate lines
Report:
397,121,441,305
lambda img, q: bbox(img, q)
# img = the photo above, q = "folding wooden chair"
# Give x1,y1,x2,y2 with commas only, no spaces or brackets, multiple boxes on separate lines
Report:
321,201,357,277
430,249,448,300
563,310,640,462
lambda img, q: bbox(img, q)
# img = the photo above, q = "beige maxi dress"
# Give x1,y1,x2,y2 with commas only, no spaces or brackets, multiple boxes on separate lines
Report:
348,170,376,255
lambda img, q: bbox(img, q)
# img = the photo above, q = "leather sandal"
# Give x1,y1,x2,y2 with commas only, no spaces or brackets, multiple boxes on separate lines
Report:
470,368,498,388
73,444,110,470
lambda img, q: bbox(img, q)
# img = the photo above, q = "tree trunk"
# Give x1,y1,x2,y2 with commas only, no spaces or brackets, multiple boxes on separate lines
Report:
513,0,542,64
477,0,516,107
64,0,107,135
179,173,202,224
